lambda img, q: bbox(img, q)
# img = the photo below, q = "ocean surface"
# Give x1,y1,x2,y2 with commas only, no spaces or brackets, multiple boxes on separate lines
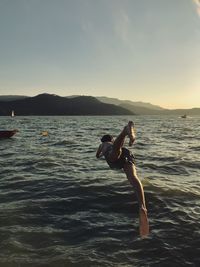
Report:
0,115,200,267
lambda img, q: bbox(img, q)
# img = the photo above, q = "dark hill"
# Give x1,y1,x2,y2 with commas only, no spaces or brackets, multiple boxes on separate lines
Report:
0,93,134,116
0,95,27,101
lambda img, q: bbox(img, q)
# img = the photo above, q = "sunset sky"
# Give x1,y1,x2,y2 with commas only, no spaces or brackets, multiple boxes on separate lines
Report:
0,0,199,109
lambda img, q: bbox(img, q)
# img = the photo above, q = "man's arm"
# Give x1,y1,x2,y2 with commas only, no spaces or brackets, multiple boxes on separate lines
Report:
96,144,103,158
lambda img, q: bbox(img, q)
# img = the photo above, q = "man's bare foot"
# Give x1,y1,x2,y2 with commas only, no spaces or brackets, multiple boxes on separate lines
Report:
139,206,149,238
126,121,135,146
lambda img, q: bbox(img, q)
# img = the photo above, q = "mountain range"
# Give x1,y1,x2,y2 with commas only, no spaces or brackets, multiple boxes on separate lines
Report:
0,94,132,116
96,96,200,115
0,93,199,116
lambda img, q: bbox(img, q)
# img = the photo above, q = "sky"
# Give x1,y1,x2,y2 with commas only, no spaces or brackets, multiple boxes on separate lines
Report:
0,0,199,109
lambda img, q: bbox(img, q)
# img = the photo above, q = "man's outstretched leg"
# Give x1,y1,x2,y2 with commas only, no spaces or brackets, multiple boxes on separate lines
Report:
123,162,149,238
108,121,135,162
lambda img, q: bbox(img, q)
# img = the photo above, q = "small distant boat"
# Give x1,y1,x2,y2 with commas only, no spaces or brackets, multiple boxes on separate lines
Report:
181,114,187,118
0,129,18,138
11,110,15,117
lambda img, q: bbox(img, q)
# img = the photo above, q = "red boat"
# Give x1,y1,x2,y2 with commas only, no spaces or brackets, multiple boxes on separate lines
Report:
0,129,18,138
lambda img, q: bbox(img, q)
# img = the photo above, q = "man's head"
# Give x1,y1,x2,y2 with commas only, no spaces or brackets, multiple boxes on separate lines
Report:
100,134,113,143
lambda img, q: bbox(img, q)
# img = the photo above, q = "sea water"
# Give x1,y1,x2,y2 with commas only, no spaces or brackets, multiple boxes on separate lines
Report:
0,115,200,267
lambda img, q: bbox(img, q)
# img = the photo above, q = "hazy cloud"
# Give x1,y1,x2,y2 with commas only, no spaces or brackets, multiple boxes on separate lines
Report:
113,9,130,43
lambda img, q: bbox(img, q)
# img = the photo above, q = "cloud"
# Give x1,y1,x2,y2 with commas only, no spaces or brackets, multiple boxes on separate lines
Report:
112,8,131,44
193,0,200,16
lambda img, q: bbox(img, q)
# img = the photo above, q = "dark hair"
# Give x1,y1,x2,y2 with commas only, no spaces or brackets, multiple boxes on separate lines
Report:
100,134,113,142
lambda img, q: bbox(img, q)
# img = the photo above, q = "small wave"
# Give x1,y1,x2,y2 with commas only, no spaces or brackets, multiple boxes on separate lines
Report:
189,146,200,151
135,142,150,147
35,160,62,169
144,179,200,199
176,160,200,170
52,140,77,146
141,155,180,163
141,163,189,175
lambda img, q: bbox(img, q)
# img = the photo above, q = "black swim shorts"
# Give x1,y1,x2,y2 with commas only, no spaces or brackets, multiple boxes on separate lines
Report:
106,147,135,170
